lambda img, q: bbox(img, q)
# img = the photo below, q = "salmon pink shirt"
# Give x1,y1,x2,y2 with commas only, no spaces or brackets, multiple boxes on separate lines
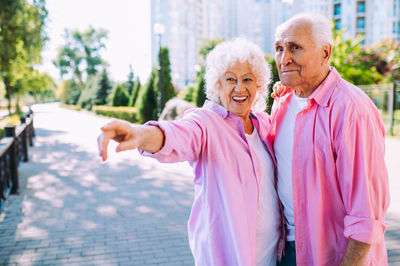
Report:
140,101,284,266
269,67,390,265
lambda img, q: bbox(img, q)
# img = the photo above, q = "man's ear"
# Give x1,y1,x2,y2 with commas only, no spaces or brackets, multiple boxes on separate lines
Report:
322,44,332,64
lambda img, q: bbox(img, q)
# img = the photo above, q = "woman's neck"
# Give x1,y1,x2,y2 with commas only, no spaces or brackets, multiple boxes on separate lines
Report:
242,117,254,134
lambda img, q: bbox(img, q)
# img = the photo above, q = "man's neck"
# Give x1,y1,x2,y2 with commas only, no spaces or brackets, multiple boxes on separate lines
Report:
294,67,331,98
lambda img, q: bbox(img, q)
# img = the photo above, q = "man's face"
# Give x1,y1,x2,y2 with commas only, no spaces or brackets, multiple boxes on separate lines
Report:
274,23,326,96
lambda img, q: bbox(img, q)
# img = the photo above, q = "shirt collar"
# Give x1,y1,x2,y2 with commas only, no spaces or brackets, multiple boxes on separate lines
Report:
203,100,229,118
308,67,341,107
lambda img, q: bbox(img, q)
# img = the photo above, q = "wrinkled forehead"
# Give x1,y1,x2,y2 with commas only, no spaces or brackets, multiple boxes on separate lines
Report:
275,21,314,45
224,61,254,74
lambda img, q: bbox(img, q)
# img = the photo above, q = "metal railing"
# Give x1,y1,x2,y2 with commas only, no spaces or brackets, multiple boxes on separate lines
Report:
359,82,400,136
0,112,34,212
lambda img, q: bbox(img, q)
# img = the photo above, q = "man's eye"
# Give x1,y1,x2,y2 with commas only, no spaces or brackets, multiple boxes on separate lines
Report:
276,46,283,52
293,46,300,50
227,77,235,82
244,78,253,82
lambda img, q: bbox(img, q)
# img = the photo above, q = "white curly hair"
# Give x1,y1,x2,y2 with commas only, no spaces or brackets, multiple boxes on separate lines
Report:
204,37,271,112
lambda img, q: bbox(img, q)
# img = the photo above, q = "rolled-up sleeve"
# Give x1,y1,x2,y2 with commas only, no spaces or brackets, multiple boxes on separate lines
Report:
139,110,205,163
335,111,390,244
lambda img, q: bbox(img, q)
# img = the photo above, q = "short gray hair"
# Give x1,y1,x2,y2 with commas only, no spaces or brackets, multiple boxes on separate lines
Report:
205,37,271,112
275,13,333,47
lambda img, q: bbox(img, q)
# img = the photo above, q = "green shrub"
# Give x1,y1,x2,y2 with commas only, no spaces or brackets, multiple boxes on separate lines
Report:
59,103,82,111
93,105,137,123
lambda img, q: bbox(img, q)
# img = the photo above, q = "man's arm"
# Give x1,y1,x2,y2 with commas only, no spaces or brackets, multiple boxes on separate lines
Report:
339,238,371,266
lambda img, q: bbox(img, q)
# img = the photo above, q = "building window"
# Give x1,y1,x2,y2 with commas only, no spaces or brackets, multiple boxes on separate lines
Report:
334,3,341,15
357,17,365,30
357,1,365,13
335,19,341,30
394,22,397,34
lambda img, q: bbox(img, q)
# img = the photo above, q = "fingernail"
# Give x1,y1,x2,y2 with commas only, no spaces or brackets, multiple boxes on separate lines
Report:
116,147,121,153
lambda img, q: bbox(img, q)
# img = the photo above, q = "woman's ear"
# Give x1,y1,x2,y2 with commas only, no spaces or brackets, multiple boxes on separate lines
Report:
216,81,223,104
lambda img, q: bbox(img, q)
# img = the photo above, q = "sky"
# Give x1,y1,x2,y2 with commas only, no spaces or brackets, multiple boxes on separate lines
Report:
39,0,152,83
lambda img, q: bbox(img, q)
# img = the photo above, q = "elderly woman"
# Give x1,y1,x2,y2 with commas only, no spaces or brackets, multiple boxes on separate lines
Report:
97,38,282,266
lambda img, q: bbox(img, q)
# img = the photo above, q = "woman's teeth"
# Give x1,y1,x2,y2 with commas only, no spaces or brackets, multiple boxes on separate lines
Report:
232,96,248,101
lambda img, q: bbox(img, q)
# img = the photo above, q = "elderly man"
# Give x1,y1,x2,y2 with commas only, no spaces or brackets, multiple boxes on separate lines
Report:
270,13,390,265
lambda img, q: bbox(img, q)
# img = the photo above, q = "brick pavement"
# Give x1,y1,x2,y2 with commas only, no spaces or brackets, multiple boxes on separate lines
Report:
0,103,399,265
0,103,195,265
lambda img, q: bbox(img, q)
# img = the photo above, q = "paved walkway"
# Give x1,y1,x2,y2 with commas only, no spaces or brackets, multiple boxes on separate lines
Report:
0,103,399,265
0,103,194,265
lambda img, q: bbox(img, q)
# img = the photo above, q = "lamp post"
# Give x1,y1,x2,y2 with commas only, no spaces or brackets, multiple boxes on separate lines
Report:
154,23,165,116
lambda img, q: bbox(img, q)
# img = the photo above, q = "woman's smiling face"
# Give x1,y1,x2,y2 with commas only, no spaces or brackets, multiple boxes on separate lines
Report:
219,61,259,120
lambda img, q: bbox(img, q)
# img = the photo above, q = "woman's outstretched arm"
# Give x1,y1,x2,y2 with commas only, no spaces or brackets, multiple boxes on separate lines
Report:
97,119,165,161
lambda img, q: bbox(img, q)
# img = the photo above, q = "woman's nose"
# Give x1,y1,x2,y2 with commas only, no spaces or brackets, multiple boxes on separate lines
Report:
234,81,243,91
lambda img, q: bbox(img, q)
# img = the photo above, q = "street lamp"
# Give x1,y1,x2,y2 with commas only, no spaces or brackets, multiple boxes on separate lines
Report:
154,23,165,116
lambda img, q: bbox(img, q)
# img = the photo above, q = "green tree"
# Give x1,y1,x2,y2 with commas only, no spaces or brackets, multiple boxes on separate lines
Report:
126,65,135,95
137,69,158,123
56,79,80,105
53,27,108,89
177,84,196,103
129,78,141,107
191,39,223,107
77,74,99,109
198,38,224,59
195,73,206,107
21,70,56,103
265,57,280,114
331,26,383,85
95,69,112,105
369,39,400,81
158,47,175,111
112,83,129,107
0,0,48,113
181,85,195,103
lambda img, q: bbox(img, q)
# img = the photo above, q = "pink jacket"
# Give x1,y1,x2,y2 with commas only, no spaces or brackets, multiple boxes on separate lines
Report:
140,101,284,265
269,67,390,265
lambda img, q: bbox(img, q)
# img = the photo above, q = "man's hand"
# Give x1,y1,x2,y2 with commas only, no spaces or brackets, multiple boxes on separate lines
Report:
97,119,143,161
271,81,288,98
339,238,371,266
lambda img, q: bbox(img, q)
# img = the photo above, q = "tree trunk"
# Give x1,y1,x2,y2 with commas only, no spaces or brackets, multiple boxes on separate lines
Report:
4,76,12,115
16,94,20,115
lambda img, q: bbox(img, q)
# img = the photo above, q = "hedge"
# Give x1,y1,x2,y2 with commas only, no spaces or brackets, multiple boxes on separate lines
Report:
59,103,82,111
0,114,21,139
92,106,138,123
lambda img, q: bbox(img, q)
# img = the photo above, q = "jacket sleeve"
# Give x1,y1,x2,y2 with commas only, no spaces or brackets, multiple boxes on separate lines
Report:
139,109,205,163
335,108,390,244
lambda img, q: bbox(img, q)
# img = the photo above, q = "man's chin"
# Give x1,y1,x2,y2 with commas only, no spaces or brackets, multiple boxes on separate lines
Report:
279,79,295,88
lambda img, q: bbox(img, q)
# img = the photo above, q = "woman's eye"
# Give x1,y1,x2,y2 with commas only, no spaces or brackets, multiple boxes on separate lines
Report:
227,77,235,82
244,78,253,82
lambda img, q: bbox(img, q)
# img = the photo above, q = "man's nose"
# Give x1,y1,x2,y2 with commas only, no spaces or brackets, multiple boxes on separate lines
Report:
281,50,293,65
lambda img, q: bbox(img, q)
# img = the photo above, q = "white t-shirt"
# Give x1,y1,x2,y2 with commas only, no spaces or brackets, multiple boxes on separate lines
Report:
274,94,308,241
245,129,280,266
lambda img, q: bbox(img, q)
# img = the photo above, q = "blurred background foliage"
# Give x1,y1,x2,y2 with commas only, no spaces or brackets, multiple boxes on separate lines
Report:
0,1,399,128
